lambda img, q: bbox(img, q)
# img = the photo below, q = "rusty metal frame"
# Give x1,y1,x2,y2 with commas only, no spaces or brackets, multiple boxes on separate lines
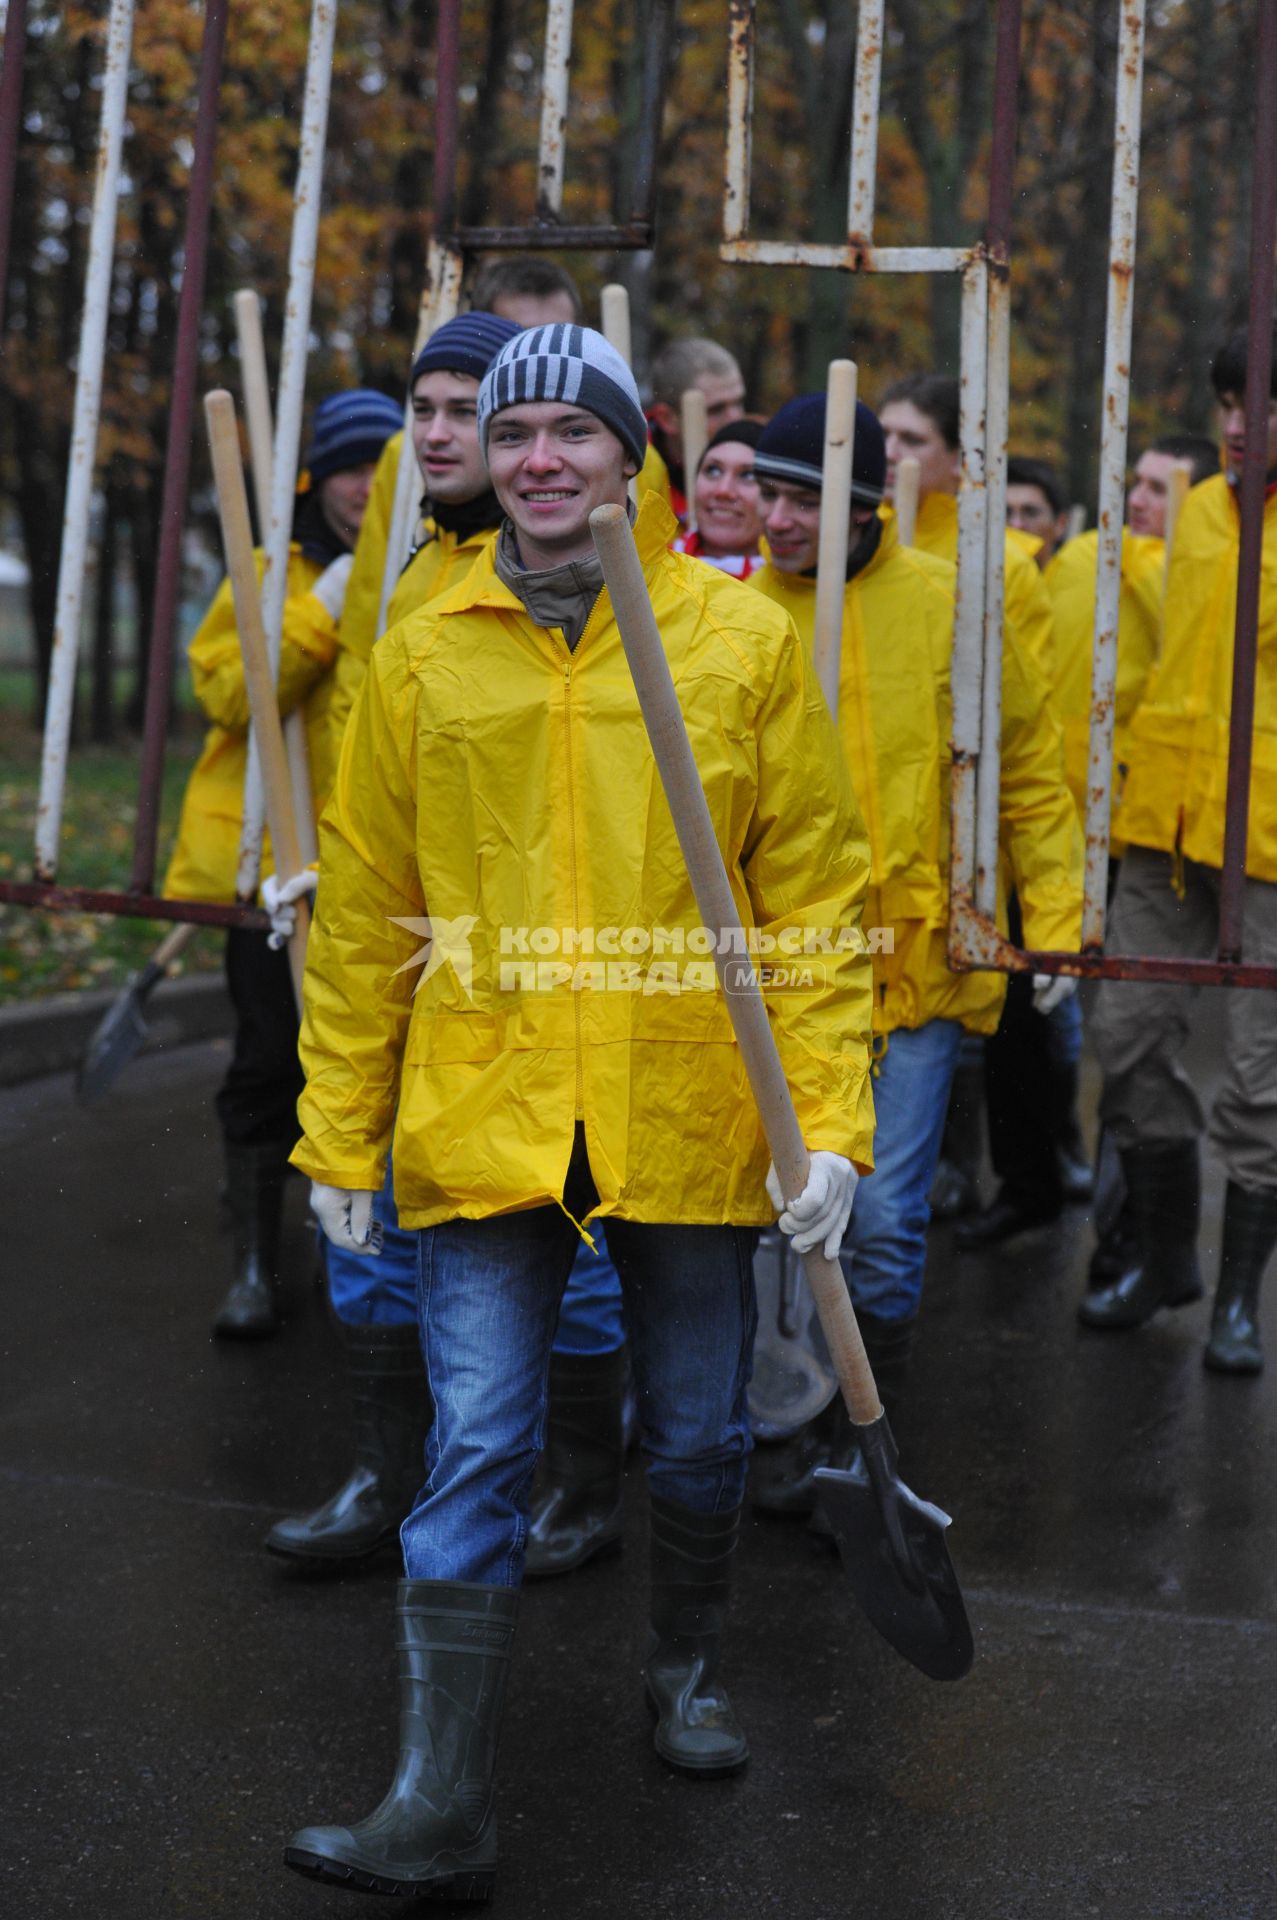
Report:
450,0,675,252
723,0,1277,990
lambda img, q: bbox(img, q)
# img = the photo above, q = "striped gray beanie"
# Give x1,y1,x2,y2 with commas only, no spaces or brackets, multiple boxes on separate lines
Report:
478,323,648,471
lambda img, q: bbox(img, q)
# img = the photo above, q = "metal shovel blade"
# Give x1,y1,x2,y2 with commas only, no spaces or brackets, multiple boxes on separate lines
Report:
76,959,166,1104
815,1413,973,1682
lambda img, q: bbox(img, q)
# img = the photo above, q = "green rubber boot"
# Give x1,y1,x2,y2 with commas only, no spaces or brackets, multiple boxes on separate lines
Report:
645,1497,748,1778
284,1580,517,1901
1078,1141,1204,1331
524,1345,626,1578
1204,1180,1277,1375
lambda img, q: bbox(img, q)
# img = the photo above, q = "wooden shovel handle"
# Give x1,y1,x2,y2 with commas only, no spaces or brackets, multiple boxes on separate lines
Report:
894,456,921,548
680,387,707,534
590,503,881,1426
812,360,858,718
204,389,311,1008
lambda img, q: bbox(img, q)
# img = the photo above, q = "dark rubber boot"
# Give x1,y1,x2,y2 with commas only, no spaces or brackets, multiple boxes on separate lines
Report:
929,1058,985,1221
1077,1141,1204,1331
524,1346,626,1579
266,1321,431,1562
1051,1063,1094,1202
646,1497,748,1777
751,1392,846,1517
213,1140,289,1338
284,1579,517,1900
807,1313,915,1542
1204,1181,1277,1375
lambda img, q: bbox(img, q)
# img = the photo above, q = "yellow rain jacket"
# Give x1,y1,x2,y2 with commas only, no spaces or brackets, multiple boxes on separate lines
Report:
1043,527,1164,814
292,494,877,1227
636,437,674,514
1119,474,1277,879
753,518,1083,1037
164,547,338,903
903,490,1058,688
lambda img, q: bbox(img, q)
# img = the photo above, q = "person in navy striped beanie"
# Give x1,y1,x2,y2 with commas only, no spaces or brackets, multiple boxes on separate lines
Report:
411,310,520,390
303,388,403,488
477,322,648,474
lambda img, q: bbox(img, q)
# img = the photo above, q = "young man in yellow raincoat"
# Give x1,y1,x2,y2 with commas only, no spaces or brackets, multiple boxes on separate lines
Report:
749,392,1082,1518
281,325,876,1899
164,388,401,1338
1080,325,1277,1375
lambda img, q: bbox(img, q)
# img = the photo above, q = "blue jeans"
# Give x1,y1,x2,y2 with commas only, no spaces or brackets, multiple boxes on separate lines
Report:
840,1018,964,1323
325,1159,419,1327
400,1144,757,1585
1045,985,1083,1070
552,1227,625,1354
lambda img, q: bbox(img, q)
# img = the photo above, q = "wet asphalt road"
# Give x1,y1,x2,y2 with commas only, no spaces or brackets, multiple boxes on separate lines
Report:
2,1024,1274,1920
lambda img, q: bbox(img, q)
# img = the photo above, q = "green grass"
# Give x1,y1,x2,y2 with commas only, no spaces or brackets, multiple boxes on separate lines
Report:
0,676,224,1004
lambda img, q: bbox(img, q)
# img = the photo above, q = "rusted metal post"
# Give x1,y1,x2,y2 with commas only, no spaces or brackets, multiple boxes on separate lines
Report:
128,0,229,894
973,0,1023,921
628,0,674,226
1080,0,1146,952
723,0,754,245
1218,0,1277,964
432,0,461,238
950,256,990,935
846,0,884,245
35,0,136,883
234,0,337,900
0,0,29,332
536,0,574,220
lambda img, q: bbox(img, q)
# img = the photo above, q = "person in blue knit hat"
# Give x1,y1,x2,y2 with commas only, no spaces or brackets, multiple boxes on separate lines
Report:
164,387,401,1350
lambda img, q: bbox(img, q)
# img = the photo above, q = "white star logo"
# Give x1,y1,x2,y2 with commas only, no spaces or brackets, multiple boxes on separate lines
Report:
387,913,477,1001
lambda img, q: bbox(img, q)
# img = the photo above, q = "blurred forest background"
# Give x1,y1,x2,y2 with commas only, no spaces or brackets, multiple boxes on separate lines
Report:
0,0,1261,741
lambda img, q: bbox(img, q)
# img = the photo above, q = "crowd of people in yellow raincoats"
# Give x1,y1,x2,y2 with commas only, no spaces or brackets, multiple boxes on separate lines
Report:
159,252,1277,1901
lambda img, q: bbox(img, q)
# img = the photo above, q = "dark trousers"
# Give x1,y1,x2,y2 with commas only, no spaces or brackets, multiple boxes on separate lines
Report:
214,928,304,1147
983,896,1062,1211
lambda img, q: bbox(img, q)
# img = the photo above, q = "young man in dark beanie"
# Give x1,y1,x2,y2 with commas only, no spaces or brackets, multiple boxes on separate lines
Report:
1080,321,1277,1373
281,325,875,1899
749,391,1081,1523
164,387,401,1339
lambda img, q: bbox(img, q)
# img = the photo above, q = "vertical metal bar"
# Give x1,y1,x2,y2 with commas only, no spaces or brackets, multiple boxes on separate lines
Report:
1218,0,1277,962
536,0,575,219
627,0,674,224
433,0,462,238
1081,0,1146,951
950,257,989,923
846,0,884,244
973,0,1023,921
0,0,30,331
235,0,337,901
34,0,135,882
128,0,229,893
724,0,755,244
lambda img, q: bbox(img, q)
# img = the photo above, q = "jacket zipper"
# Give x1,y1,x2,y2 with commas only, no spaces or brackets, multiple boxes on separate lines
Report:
562,653,585,1119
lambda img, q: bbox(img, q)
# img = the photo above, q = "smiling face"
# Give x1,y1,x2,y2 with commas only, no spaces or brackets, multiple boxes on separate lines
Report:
694,439,762,557
411,369,487,504
317,463,376,549
880,399,961,501
485,400,637,569
757,475,825,574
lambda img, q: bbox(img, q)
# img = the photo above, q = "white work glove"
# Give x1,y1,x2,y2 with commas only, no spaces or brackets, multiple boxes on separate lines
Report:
766,1151,859,1261
262,867,318,950
1032,972,1078,1016
310,1182,384,1257
310,551,355,622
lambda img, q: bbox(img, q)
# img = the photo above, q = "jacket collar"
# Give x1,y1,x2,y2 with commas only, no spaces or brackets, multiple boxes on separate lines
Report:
431,490,678,619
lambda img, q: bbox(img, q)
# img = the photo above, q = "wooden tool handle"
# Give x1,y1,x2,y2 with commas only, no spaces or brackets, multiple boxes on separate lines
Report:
600,283,632,366
894,455,921,548
153,921,198,972
204,389,311,1007
813,359,858,718
590,502,882,1426
680,387,708,535
233,289,274,535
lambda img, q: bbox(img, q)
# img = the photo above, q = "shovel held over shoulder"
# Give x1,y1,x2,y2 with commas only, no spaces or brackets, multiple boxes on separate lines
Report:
590,502,973,1683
